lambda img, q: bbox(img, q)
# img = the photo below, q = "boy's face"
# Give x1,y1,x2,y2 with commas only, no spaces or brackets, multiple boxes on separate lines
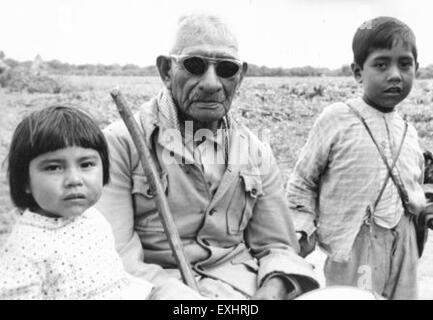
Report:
352,41,418,110
26,146,104,218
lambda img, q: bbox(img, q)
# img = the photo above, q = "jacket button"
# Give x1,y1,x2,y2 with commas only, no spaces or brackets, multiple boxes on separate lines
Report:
209,208,216,216
251,188,257,196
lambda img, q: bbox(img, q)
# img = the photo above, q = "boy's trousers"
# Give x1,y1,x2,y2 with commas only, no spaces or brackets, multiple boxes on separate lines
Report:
324,214,418,300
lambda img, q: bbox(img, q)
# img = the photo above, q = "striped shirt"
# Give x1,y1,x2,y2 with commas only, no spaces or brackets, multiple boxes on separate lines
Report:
286,98,426,262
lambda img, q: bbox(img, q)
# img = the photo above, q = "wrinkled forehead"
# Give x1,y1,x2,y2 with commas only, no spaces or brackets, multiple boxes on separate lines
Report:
179,41,239,59
170,23,240,59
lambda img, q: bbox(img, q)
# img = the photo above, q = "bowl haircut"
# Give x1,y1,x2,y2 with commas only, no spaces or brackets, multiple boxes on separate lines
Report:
352,16,417,68
7,106,110,210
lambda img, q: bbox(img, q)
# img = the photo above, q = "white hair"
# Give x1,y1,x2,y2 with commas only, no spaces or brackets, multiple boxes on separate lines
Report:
169,14,239,55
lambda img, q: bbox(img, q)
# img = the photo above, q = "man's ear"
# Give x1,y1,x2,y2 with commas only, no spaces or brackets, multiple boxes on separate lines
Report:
238,62,248,84
351,62,363,84
156,55,172,89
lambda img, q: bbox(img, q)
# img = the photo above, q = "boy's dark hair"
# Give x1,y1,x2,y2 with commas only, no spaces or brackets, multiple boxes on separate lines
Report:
7,106,110,210
352,16,417,68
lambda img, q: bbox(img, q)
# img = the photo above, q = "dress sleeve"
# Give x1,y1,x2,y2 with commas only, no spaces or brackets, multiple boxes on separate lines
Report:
0,234,46,300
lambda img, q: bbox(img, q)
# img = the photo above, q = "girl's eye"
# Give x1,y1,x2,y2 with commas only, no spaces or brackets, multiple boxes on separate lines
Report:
45,165,62,172
81,161,96,169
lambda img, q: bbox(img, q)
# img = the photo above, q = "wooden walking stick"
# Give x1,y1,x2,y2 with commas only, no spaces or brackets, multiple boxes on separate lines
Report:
110,88,200,292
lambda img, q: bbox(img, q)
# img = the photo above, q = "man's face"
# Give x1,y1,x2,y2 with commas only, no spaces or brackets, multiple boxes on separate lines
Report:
354,41,417,110
167,41,245,124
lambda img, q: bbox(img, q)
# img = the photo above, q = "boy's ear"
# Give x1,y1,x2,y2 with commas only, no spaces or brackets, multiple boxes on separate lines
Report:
156,55,173,90
351,62,363,83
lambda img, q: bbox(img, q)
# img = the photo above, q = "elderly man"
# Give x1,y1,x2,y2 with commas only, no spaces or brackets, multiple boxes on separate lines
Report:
96,14,319,299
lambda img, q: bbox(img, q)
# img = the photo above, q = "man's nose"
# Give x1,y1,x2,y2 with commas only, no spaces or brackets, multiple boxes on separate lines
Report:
198,64,223,93
64,168,83,187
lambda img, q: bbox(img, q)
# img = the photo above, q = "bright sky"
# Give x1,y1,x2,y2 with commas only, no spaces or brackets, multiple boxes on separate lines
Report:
1,0,433,69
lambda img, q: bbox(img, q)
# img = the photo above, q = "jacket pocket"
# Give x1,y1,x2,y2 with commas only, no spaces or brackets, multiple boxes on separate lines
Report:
226,171,263,235
132,171,168,232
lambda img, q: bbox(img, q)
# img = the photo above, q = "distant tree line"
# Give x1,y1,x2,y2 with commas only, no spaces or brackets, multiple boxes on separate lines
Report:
246,63,433,78
246,64,353,77
1,50,433,78
34,59,159,77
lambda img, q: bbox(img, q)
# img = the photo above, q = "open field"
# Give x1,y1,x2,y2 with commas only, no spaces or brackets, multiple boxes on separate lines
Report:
1,75,433,298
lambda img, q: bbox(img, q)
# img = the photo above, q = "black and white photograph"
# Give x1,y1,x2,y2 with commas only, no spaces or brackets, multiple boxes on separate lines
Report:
1,0,433,304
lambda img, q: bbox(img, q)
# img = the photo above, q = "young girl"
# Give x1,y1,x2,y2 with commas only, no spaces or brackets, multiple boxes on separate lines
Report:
0,106,154,299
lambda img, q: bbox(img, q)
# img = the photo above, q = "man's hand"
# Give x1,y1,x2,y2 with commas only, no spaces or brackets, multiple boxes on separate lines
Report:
252,276,301,300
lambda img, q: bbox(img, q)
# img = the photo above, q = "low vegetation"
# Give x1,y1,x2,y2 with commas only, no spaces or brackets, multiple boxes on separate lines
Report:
0,73,432,298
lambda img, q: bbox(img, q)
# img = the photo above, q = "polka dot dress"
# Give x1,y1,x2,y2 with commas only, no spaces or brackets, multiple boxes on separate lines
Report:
0,207,153,300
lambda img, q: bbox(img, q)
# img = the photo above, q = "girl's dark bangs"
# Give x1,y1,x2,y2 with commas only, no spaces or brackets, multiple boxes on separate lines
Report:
29,114,103,158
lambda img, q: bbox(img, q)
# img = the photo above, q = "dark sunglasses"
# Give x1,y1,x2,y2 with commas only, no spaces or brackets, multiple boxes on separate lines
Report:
170,55,243,79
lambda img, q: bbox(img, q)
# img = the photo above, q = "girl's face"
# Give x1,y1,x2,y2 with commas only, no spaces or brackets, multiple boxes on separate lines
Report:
27,146,104,218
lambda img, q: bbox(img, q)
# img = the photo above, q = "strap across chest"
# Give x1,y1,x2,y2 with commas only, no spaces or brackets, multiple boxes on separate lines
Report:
346,103,410,216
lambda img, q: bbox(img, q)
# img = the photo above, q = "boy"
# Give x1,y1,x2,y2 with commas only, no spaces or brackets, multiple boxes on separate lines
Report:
286,16,426,300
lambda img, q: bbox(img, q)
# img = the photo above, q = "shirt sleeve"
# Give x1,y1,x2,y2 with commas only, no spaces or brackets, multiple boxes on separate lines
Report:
243,142,320,293
286,108,336,236
413,125,425,185
95,122,171,286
